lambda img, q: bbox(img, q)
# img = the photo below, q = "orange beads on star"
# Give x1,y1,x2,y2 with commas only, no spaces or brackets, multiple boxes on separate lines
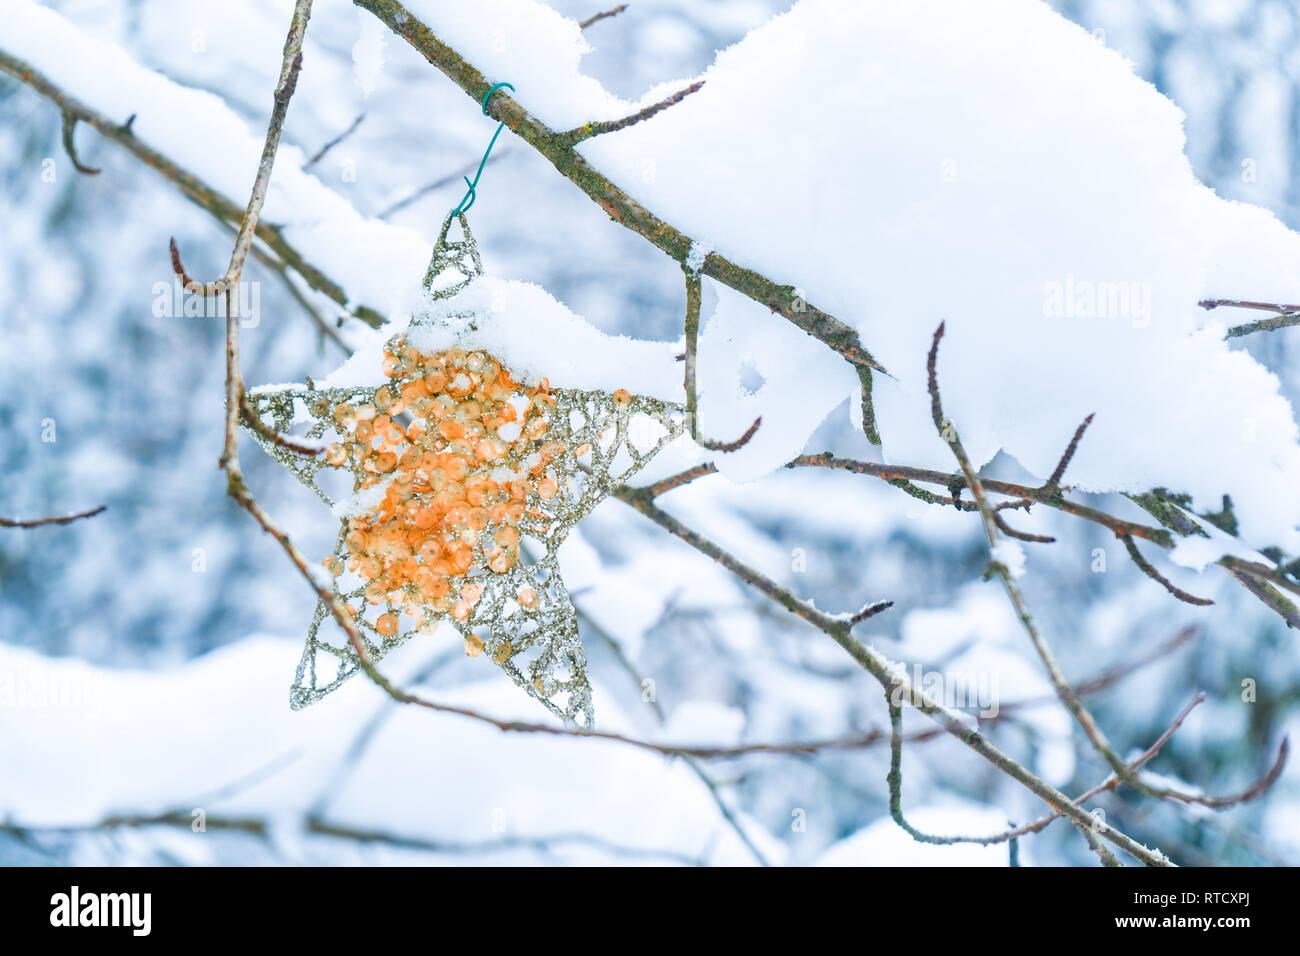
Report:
325,342,592,646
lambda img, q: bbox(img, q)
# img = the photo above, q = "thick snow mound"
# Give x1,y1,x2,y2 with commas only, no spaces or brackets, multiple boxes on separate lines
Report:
583,0,1300,550
0,638,779,865
323,276,684,401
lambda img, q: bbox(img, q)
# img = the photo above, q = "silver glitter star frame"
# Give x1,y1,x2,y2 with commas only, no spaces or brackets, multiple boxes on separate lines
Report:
243,213,685,727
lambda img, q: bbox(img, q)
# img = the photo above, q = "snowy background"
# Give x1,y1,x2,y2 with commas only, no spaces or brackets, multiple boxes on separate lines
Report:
2,0,1299,866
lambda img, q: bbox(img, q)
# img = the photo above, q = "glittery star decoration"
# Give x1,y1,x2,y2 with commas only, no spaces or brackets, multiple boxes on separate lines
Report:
243,213,684,727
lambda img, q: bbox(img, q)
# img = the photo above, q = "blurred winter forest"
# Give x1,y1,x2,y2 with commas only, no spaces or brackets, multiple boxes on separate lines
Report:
2,0,1300,866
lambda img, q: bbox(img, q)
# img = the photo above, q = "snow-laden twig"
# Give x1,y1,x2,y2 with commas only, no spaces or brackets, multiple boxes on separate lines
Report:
559,81,704,146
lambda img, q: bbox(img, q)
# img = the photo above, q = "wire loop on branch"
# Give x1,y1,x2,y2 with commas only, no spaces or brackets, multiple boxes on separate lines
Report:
451,81,516,216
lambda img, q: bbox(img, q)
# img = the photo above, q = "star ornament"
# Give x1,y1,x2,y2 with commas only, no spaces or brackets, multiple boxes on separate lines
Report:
244,214,684,727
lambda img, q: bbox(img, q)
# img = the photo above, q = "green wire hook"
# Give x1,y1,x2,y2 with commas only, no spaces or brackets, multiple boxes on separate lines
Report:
452,82,516,216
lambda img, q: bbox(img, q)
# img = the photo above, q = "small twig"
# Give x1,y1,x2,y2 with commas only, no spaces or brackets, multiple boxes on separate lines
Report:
181,748,304,809
857,365,881,445
303,112,364,168
559,81,704,146
1226,313,1300,338
992,510,1055,544
578,4,628,29
575,606,666,724
243,236,351,354
1199,297,1300,313
703,417,761,453
1142,738,1288,809
637,462,718,498
681,760,771,866
888,477,969,509
887,697,975,845
1039,413,1094,498
377,150,511,218
1121,534,1214,606
238,392,324,457
60,111,99,174
1226,567,1300,629
0,505,106,528
682,268,761,452
1198,298,1300,338
847,600,894,626
168,236,217,295
1069,625,1199,699
817,454,1170,543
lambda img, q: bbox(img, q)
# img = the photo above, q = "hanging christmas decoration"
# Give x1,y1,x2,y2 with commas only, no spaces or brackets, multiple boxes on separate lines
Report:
244,202,685,727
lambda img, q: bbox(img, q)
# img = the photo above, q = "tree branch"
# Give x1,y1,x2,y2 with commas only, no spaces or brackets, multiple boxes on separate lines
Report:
352,0,886,374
